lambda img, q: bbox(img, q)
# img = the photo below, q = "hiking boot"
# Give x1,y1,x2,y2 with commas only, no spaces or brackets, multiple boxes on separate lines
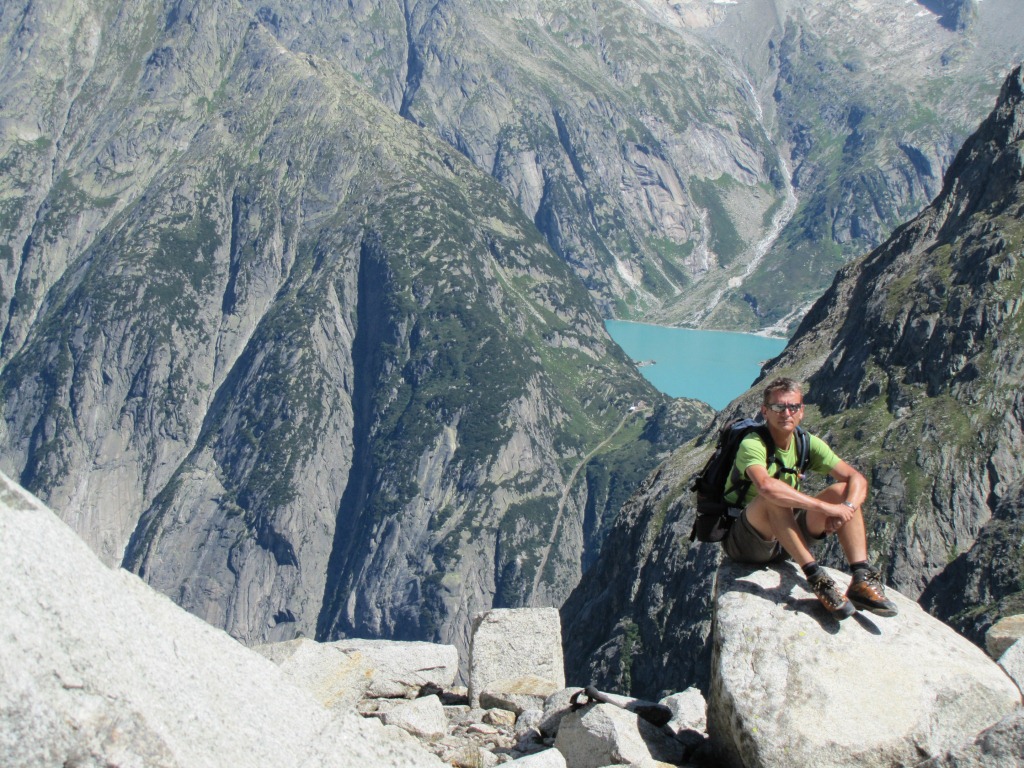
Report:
846,567,898,617
808,570,855,619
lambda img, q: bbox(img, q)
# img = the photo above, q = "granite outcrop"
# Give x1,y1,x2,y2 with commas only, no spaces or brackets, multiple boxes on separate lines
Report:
5,470,1021,767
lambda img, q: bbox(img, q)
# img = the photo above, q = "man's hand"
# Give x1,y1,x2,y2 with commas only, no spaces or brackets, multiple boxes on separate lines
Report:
823,517,844,534
822,501,854,533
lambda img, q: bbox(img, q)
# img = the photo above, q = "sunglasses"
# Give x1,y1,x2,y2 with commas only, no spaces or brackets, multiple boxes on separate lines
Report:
766,403,803,413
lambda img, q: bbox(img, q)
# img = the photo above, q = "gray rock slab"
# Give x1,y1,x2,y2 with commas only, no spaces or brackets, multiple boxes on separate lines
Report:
988,615,1024,660
253,637,373,712
329,638,459,698
381,694,449,740
469,608,565,708
0,472,442,768
480,674,562,715
915,708,1024,768
511,748,569,767
660,687,707,736
553,703,685,768
998,638,1024,696
709,561,1022,768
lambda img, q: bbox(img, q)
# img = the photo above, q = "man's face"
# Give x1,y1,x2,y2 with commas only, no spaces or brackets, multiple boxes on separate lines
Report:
762,391,804,432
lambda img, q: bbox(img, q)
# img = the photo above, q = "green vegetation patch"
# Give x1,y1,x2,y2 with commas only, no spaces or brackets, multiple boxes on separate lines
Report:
687,175,745,266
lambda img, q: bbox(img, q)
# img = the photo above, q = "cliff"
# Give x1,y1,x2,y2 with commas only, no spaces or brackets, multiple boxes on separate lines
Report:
250,0,1023,333
0,0,1020,676
4,471,1020,767
0,471,444,767
0,0,710,665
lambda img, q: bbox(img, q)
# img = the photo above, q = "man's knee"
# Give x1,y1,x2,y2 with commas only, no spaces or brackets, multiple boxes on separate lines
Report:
816,482,849,503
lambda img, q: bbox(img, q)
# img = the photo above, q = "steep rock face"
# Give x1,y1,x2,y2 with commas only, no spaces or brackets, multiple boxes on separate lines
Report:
0,471,444,768
672,0,1024,332
793,64,1024,600
564,65,1024,696
236,0,793,319
241,0,1024,333
561,452,722,697
0,0,711,661
921,476,1024,643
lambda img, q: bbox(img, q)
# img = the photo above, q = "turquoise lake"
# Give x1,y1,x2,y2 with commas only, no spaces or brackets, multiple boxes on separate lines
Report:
605,320,788,411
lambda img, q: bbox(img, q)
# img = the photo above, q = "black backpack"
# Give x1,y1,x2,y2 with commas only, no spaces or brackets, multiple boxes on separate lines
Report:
689,418,810,543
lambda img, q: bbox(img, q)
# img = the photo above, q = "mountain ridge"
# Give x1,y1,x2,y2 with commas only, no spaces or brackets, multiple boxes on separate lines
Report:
260,0,1023,333
1,0,1021,676
0,0,711,664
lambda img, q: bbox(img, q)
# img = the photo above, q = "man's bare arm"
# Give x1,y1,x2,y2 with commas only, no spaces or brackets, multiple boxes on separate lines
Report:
745,464,854,524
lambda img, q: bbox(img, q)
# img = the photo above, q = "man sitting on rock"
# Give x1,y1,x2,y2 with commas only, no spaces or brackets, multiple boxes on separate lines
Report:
722,377,897,619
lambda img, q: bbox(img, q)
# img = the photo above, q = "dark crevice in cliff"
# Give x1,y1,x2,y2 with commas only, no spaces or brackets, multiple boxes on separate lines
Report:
398,0,427,122
915,0,978,32
221,192,243,316
316,237,396,641
553,110,586,185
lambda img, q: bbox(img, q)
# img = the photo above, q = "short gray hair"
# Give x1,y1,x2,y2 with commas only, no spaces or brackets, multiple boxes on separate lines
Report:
762,377,802,406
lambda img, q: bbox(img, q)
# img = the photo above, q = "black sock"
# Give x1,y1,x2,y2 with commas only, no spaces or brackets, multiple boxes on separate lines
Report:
850,560,871,575
801,561,821,579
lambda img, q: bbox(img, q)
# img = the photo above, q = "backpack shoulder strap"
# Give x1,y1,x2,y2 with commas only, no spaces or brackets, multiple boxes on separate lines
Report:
750,423,779,473
794,426,811,473
754,423,775,455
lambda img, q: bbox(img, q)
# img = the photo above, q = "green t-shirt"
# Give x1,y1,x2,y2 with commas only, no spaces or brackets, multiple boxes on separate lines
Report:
723,430,840,507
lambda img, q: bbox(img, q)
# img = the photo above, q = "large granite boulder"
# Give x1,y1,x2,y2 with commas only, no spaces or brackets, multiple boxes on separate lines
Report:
999,639,1024,695
0,473,441,768
540,688,586,737
709,561,1022,768
469,608,565,707
327,638,459,698
253,637,374,712
479,674,563,715
553,702,686,768
987,615,1024,660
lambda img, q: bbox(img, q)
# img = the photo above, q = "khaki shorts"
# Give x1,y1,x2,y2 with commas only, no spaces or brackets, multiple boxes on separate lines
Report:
722,508,824,564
